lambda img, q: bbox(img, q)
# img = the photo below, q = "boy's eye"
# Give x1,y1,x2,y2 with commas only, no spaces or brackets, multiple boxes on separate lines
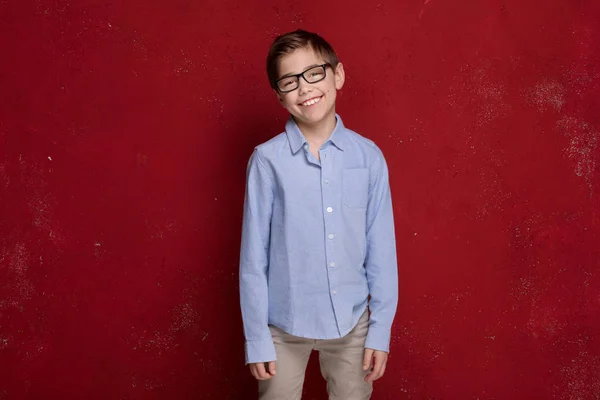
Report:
306,69,325,80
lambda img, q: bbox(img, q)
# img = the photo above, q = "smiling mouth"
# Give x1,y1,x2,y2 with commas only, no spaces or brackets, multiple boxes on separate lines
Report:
300,96,322,107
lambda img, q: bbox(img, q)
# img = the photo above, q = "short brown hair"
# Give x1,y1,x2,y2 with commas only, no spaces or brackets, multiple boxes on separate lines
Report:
266,30,339,91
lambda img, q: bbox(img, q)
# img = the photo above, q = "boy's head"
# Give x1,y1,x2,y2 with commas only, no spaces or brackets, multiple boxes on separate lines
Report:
266,30,345,128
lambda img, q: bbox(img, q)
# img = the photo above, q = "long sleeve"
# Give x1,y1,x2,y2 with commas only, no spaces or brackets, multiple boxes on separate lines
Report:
239,148,277,364
364,149,399,353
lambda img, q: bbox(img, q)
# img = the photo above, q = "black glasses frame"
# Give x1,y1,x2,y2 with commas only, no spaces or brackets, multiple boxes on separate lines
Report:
276,63,331,93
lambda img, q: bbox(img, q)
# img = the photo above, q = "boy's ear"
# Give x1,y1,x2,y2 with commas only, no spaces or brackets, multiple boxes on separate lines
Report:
334,62,346,90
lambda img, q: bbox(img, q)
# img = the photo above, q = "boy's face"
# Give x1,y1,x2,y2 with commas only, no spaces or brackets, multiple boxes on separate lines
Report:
276,46,345,129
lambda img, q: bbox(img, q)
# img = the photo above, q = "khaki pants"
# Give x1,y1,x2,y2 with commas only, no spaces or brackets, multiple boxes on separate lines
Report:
258,309,373,400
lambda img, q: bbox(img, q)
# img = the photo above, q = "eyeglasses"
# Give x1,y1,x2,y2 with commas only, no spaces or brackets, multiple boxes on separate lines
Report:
276,63,331,93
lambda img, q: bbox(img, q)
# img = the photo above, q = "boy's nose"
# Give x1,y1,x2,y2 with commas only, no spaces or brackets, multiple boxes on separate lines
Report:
297,78,312,96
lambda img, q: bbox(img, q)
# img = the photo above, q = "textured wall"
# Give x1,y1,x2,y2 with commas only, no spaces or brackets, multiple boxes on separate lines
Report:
1,0,599,399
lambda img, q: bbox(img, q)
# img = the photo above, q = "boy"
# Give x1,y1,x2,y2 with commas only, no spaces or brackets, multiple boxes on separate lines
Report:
239,30,398,400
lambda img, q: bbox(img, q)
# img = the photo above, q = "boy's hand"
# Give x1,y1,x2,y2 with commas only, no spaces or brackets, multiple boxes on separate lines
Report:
249,361,277,380
363,348,388,383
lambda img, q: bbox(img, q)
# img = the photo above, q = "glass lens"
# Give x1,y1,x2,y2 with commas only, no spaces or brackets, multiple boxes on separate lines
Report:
277,76,298,92
304,66,326,83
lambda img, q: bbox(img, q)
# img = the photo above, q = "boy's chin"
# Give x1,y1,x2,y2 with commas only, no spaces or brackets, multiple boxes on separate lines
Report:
293,109,332,126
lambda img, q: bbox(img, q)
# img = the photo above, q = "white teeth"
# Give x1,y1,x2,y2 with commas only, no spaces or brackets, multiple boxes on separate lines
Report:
301,96,321,106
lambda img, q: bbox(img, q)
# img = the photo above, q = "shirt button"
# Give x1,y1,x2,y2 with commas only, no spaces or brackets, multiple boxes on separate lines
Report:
328,234,335,239
329,262,335,267
324,179,329,184
326,207,333,213
332,290,337,295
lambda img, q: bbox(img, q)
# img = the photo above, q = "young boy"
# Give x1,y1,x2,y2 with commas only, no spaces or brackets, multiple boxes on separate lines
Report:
239,30,398,399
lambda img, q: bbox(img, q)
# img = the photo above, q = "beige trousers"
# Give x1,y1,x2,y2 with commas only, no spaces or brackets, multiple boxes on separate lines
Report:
258,309,373,400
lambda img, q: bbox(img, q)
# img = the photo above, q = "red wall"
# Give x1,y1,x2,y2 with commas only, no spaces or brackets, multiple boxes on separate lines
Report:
1,0,599,398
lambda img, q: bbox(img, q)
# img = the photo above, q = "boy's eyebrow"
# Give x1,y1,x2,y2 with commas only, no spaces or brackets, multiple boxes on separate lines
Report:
279,64,322,79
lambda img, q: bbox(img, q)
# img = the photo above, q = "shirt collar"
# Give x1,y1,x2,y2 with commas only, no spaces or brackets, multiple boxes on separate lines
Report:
286,114,347,154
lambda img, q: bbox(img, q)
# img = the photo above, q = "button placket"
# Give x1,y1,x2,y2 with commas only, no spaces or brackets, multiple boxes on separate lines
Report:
321,149,339,307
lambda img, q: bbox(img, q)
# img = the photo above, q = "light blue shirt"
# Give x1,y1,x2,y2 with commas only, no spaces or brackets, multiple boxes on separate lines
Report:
239,114,398,364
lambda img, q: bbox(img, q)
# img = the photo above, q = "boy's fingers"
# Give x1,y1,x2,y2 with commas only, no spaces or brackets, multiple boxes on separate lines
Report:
267,361,277,376
259,362,272,380
249,364,259,380
250,363,271,380
365,351,388,382
363,348,374,371
372,355,385,380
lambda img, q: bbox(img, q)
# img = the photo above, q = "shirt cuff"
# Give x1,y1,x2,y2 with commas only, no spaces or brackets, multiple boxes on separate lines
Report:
365,325,391,353
245,338,277,364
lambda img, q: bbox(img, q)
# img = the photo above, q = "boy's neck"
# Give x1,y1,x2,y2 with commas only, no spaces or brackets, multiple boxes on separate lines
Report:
294,112,337,146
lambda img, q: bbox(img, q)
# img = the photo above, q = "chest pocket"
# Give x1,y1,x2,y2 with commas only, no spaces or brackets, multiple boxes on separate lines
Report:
343,168,369,208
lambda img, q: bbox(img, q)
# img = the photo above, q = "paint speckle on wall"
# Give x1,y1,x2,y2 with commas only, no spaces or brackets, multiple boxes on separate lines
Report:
169,302,200,334
556,116,599,194
173,50,196,76
33,0,68,16
526,297,564,339
448,62,510,128
475,167,512,219
129,300,201,360
512,275,538,302
23,169,53,229
527,80,565,112
0,242,35,310
131,329,175,358
553,342,600,399
0,335,11,350
393,318,444,363
20,335,51,362
143,379,163,391
93,241,105,260
18,157,65,247
564,62,598,97
145,217,181,240
0,161,9,188
130,374,164,391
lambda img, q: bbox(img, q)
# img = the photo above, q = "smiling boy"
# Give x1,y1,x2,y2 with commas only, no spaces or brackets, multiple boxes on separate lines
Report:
239,30,398,399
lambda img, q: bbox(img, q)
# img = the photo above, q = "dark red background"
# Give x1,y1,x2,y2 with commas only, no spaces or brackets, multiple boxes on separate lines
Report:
1,0,599,398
